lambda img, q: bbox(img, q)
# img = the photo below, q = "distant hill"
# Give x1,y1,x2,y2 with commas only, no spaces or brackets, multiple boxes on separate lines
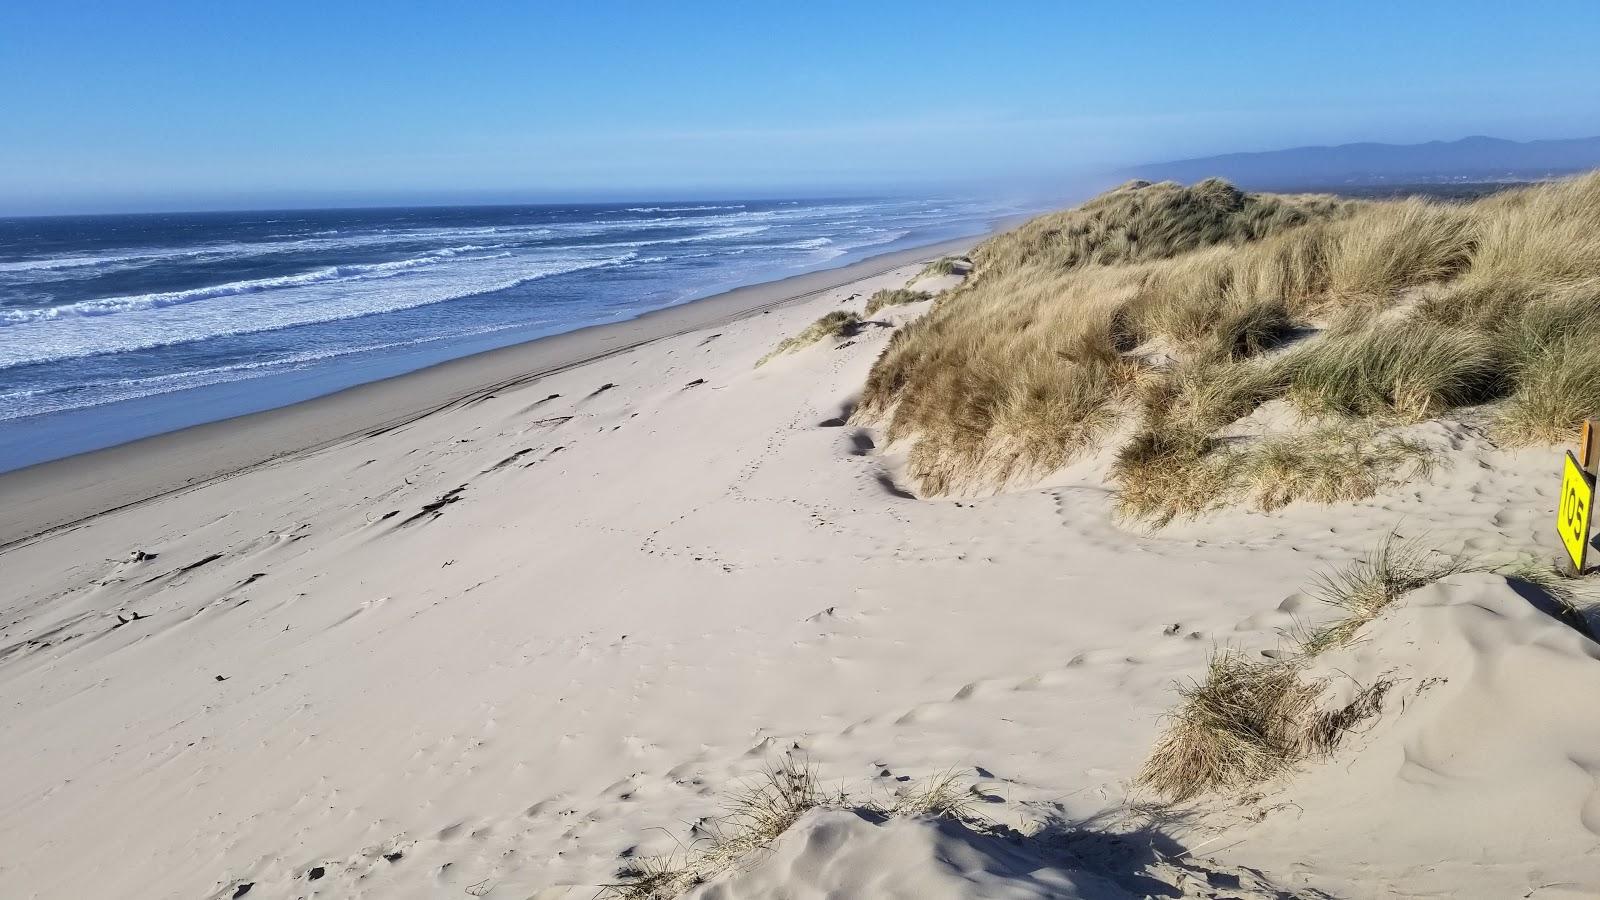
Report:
1122,135,1600,189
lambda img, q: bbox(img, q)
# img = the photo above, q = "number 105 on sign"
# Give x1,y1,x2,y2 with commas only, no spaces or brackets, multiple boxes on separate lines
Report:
1559,451,1594,572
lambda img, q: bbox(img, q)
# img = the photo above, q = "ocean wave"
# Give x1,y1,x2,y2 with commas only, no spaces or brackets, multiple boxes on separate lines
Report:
0,252,632,369
623,204,747,213
0,319,557,422
0,228,549,280
0,249,509,326
584,224,773,251
0,207,850,281
0,251,173,274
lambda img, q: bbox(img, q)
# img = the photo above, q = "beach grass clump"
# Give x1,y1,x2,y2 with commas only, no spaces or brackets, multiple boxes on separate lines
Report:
601,757,830,900
1145,353,1288,438
602,758,981,900
1234,428,1436,512
1214,296,1295,359
1277,320,1500,421
1323,199,1475,301
1490,283,1600,443
1110,431,1229,526
1498,334,1600,444
714,757,832,859
871,768,975,820
862,288,932,317
1139,651,1325,801
1112,420,1436,525
756,310,861,366
1467,170,1600,287
605,856,701,900
918,256,967,278
1299,533,1470,654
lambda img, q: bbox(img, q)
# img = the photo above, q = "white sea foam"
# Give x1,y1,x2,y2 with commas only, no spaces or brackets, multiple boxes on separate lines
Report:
623,204,747,213
0,251,631,369
0,318,557,422
0,206,840,280
0,228,551,280
0,249,511,326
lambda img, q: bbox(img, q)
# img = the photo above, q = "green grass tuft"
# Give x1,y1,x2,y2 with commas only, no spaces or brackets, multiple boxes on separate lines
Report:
863,288,932,317
757,310,861,367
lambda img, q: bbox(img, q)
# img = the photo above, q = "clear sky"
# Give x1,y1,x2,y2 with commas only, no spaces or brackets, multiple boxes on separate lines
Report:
3,0,1598,214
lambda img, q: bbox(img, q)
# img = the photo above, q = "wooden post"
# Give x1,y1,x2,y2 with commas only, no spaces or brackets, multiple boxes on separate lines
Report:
1583,418,1600,476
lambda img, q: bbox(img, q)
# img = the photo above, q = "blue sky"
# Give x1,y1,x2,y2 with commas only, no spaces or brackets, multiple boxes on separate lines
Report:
2,0,1597,214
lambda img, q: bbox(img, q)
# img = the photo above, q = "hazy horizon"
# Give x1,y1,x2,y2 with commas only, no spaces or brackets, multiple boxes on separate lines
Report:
3,1,1598,216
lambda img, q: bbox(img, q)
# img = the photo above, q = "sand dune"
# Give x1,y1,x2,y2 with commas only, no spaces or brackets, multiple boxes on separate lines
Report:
0,246,1592,898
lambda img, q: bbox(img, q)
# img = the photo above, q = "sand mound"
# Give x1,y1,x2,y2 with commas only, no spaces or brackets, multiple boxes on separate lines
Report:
685,808,1318,900
1207,572,1600,897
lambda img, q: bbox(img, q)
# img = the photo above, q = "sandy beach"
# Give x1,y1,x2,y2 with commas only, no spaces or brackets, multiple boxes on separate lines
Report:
3,220,1599,900
0,234,990,550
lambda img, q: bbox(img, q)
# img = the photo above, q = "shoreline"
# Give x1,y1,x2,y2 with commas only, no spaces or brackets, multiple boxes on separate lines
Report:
0,230,998,549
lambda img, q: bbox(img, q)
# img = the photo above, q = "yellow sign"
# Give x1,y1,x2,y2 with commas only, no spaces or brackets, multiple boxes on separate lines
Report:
1558,451,1594,572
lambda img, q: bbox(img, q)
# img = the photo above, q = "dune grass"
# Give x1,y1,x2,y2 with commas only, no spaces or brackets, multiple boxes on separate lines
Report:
862,288,932,317
601,758,983,900
1142,535,1471,801
972,178,1355,274
1113,419,1437,526
1142,532,1600,803
851,171,1600,517
602,758,832,900
1298,533,1472,654
756,310,861,367
918,256,967,278
1140,651,1325,801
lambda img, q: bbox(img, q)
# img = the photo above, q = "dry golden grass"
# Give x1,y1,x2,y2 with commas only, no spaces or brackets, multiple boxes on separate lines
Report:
1323,199,1474,301
859,266,1146,495
1237,428,1436,511
756,310,861,367
1114,418,1436,526
918,256,967,278
853,171,1600,515
862,287,931,317
1139,651,1325,801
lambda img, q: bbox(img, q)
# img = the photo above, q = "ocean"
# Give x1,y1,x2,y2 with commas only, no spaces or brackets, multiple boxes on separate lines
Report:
0,197,1013,472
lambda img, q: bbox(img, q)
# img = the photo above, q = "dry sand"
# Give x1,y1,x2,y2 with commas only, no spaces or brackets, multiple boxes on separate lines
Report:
2,237,1597,899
